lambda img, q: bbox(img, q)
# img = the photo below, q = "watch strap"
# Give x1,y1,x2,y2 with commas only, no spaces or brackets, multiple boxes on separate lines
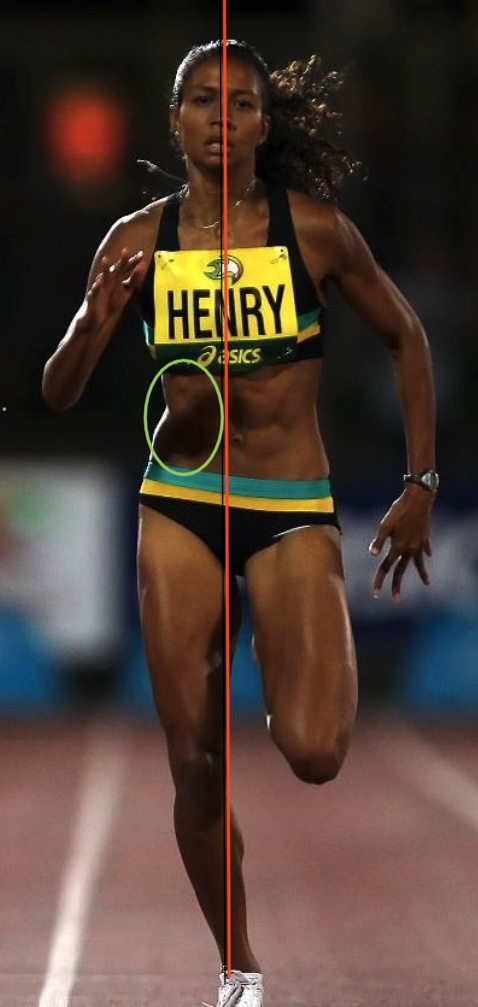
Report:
403,470,439,492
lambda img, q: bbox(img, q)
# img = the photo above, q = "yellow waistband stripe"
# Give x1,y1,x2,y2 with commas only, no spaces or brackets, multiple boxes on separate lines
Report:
140,478,334,513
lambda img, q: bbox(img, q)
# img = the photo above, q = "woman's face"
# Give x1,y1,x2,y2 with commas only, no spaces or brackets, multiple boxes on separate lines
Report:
170,54,269,173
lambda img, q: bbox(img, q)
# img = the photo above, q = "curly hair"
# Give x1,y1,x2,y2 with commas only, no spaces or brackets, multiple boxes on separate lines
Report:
138,39,363,204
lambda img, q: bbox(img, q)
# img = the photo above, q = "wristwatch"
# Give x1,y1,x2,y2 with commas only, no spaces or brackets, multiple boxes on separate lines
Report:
403,469,439,492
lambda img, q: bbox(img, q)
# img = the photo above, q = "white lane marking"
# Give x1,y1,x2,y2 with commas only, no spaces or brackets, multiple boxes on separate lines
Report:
385,724,478,833
38,717,129,1007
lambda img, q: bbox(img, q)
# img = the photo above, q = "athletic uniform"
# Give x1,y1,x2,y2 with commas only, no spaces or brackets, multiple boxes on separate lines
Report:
135,184,340,574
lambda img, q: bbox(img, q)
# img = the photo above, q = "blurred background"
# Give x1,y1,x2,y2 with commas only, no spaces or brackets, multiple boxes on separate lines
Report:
0,0,477,722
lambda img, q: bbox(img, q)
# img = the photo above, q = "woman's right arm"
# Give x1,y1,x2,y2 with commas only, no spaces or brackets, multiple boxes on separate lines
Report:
42,218,148,412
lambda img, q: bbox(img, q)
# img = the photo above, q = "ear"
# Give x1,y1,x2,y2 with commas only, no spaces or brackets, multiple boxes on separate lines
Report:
169,105,180,137
258,113,271,146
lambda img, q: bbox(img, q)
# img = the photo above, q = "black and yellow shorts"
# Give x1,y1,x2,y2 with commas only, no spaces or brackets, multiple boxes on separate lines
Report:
139,461,340,577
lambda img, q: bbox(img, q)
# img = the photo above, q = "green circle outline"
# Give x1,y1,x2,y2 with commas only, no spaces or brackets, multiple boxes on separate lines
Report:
143,358,224,476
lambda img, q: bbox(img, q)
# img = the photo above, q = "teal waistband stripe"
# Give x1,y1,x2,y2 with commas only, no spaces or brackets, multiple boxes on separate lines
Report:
297,307,321,330
144,461,331,500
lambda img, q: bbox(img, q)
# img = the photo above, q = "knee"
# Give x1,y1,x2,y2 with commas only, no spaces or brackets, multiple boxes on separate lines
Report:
171,747,224,826
269,719,349,785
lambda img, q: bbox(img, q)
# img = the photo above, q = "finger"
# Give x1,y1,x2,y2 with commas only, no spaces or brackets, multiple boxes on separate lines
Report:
120,246,140,269
109,249,143,277
372,552,393,596
122,274,139,292
413,552,430,586
108,259,123,275
424,538,432,557
391,555,410,601
115,247,129,266
106,248,127,275
122,258,147,291
121,250,144,274
87,273,104,296
369,524,389,557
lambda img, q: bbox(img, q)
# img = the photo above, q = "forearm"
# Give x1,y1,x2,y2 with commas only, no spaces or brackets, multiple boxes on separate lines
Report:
391,321,436,472
42,309,119,412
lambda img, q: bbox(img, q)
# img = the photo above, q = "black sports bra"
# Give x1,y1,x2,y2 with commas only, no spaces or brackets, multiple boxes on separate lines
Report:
135,184,324,375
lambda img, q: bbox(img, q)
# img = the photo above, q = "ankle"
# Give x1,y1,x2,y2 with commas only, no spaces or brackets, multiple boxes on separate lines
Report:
222,961,262,976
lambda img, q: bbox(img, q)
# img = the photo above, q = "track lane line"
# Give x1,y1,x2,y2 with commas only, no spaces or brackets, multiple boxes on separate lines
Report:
384,722,478,833
37,716,129,1007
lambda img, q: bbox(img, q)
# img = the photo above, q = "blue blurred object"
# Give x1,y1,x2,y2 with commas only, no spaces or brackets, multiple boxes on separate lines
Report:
395,606,478,715
230,583,264,718
115,627,156,716
0,606,66,715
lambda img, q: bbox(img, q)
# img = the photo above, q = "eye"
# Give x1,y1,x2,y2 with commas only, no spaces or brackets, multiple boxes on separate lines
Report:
235,97,254,109
193,93,213,106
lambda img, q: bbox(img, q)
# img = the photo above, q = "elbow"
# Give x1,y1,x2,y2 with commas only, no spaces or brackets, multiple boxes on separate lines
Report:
41,364,77,413
390,317,430,361
42,387,77,413
41,367,61,412
42,393,70,413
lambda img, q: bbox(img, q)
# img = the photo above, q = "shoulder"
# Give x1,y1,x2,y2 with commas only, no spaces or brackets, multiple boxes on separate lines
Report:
107,196,174,242
94,194,178,262
286,188,374,274
287,189,348,240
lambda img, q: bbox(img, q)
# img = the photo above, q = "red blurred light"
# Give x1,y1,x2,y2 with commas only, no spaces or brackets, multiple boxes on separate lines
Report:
44,86,128,186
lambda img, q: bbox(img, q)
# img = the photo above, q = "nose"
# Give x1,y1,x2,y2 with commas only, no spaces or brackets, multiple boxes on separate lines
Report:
208,100,235,129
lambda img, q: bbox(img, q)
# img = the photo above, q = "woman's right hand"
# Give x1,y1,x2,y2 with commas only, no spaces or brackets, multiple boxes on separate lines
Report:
78,247,147,333
42,246,148,411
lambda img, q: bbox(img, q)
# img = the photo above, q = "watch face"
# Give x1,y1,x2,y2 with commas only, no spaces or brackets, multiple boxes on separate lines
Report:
422,471,439,491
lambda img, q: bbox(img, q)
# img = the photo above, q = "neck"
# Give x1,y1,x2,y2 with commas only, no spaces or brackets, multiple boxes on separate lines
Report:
179,174,258,231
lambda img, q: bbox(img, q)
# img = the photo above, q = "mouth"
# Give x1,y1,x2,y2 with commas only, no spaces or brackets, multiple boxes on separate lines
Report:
205,139,233,153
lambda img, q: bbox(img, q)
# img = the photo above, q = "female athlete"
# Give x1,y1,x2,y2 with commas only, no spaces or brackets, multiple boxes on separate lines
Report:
42,39,437,1007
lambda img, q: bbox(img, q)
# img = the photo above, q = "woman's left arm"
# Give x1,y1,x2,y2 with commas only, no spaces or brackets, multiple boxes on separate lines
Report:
325,207,437,600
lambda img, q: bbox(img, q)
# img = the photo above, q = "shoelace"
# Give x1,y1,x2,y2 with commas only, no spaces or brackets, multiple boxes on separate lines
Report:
202,971,263,1007
201,974,242,1007
234,978,263,1007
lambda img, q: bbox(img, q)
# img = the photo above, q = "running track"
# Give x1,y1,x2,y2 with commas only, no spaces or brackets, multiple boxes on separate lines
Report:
2,710,478,1007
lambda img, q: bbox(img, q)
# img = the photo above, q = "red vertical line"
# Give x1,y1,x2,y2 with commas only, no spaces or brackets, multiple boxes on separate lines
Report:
220,2,232,982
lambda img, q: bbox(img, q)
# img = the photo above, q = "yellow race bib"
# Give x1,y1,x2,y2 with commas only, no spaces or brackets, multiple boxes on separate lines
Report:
144,245,320,372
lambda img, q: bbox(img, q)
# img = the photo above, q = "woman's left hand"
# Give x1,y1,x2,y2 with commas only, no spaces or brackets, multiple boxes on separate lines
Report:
368,487,435,599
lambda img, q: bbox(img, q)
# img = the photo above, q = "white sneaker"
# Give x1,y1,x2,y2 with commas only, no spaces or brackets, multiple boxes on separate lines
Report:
203,970,264,1007
235,973,263,1007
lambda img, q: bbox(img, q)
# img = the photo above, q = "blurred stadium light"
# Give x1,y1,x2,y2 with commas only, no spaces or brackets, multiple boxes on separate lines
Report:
42,81,129,195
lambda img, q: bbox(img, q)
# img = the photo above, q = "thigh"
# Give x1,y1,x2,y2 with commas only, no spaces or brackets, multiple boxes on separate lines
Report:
137,503,241,748
244,525,358,740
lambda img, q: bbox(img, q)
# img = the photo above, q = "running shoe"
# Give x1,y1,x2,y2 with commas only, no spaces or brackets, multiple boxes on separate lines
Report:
203,970,264,1007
